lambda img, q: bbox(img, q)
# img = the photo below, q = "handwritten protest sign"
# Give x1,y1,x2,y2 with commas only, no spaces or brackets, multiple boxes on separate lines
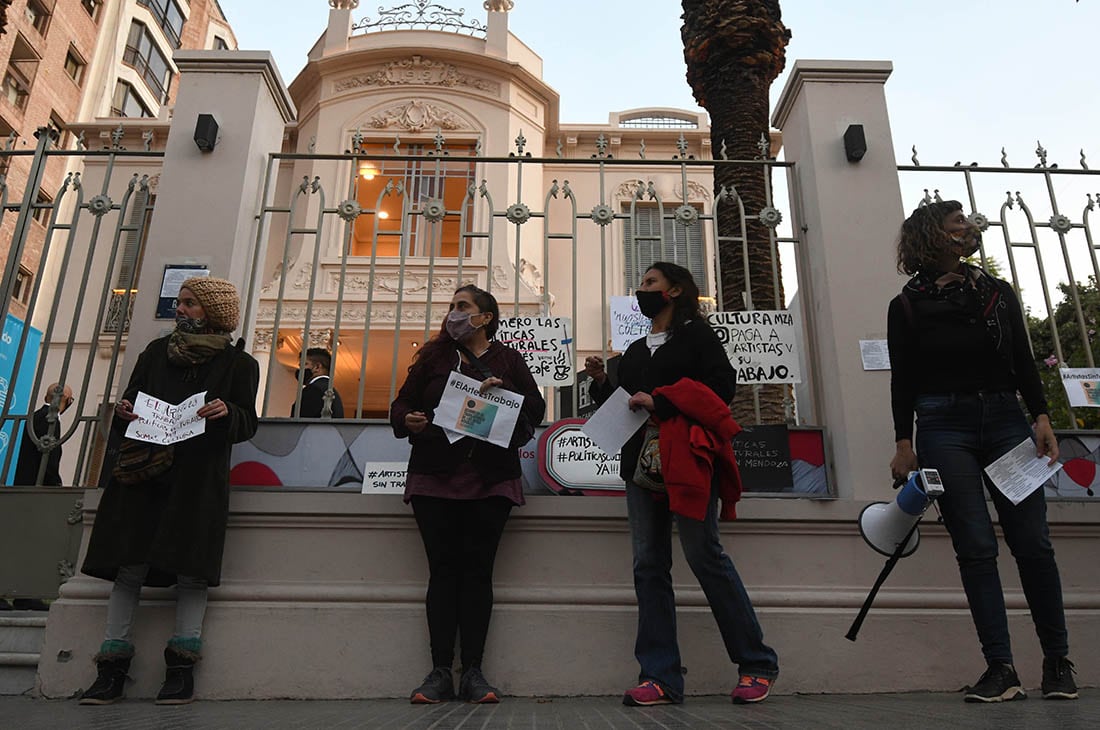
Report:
126,390,207,445
542,424,625,490
1059,368,1100,407
609,296,651,351
361,462,408,494
732,424,793,493
497,316,574,386
433,371,523,448
707,310,801,384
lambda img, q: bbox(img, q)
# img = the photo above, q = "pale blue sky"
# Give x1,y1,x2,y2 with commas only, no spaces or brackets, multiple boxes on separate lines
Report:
220,1,1099,169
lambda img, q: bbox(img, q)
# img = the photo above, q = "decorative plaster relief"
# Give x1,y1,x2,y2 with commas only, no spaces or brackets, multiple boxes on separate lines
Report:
615,179,647,200
368,100,471,132
675,180,713,203
334,56,500,95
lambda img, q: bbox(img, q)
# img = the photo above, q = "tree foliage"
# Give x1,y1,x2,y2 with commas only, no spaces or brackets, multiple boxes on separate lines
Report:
1026,276,1100,429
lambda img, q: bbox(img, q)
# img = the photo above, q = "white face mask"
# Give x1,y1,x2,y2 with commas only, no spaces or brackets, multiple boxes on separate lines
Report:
445,310,482,341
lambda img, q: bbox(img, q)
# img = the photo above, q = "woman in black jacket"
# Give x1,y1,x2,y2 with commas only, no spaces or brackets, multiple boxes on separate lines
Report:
585,262,778,706
888,201,1076,702
80,277,259,705
390,284,545,705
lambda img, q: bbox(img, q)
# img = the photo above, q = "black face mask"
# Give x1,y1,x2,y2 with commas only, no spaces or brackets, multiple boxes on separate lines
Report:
635,289,670,319
300,368,313,382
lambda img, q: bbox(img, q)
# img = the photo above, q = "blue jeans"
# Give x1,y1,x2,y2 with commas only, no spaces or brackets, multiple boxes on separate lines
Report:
626,480,778,700
915,392,1069,665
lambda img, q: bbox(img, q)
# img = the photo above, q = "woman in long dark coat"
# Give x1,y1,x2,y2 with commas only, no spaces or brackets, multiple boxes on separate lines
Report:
79,276,259,706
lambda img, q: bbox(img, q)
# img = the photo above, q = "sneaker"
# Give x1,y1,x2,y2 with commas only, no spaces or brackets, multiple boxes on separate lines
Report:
410,667,454,704
731,675,772,704
1041,656,1078,700
963,663,1026,703
622,680,674,707
458,667,500,704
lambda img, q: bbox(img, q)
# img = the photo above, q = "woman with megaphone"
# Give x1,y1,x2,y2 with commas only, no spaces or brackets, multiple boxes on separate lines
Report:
887,201,1077,703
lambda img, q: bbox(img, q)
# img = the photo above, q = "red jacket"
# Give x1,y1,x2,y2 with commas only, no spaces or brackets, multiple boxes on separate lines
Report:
652,377,743,521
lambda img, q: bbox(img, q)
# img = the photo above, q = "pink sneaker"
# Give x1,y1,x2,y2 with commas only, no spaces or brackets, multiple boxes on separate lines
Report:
622,680,674,706
731,675,772,704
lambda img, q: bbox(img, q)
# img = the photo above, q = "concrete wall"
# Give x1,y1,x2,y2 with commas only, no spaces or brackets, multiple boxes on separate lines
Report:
37,488,1099,698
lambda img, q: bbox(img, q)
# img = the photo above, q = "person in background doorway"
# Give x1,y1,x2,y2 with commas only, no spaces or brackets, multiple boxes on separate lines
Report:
888,200,1077,702
291,347,345,418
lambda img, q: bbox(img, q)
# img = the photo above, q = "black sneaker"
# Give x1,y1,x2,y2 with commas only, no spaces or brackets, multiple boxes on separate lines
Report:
1041,656,1078,700
410,667,454,704
458,667,500,704
964,663,1026,703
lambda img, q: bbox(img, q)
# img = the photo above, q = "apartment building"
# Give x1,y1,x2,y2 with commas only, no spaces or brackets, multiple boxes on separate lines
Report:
0,0,237,317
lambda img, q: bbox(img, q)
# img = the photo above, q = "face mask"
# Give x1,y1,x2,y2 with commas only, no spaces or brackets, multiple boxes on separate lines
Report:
175,314,208,334
951,230,982,258
301,368,313,382
635,289,670,319
446,310,482,341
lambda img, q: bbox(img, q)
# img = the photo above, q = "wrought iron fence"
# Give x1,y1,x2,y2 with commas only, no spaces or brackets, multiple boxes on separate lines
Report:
0,128,163,487
250,132,806,426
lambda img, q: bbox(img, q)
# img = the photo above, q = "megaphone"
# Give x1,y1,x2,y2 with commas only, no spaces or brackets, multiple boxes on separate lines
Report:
858,469,944,557
846,468,945,642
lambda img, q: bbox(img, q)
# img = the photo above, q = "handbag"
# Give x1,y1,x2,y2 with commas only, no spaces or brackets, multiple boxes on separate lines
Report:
112,438,175,485
632,425,665,492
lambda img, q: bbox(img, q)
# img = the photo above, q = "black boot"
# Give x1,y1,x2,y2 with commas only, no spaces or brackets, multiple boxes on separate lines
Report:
155,640,200,705
79,641,134,705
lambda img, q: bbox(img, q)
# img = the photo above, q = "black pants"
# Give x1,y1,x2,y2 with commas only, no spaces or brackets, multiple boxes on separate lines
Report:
410,495,513,669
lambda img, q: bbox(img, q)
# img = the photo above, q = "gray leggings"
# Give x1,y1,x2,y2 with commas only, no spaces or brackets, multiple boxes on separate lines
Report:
104,564,208,643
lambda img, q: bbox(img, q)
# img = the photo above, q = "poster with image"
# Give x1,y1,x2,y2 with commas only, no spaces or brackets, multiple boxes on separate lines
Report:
433,371,523,448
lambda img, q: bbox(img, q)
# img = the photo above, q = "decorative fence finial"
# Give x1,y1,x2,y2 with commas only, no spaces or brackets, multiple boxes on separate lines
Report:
1081,149,1089,170
592,133,610,159
756,132,770,160
1001,147,1010,168
484,0,514,10
911,145,920,166
1035,140,1049,169
511,130,530,158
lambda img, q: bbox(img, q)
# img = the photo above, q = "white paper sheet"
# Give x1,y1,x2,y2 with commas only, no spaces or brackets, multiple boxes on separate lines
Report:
581,387,650,456
983,437,1063,505
432,371,523,449
126,390,208,445
859,339,891,370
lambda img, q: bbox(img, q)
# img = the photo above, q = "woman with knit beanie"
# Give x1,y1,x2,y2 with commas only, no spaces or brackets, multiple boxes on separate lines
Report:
79,276,259,705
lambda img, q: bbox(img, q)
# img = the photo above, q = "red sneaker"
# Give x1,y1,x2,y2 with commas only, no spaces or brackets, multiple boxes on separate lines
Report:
731,675,772,704
622,680,674,706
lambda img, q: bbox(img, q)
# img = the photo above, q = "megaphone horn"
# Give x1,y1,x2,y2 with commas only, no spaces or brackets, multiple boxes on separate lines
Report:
857,469,944,558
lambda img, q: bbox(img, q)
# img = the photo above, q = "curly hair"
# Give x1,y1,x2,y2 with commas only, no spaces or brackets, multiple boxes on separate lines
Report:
646,261,703,337
896,200,964,275
410,284,500,370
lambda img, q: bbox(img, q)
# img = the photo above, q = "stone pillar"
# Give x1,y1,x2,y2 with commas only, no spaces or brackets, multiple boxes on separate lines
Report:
484,0,512,57
120,51,295,374
771,60,904,500
324,1,356,55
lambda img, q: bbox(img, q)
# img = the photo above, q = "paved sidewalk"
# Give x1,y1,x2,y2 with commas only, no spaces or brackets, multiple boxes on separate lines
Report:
1,690,1095,729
